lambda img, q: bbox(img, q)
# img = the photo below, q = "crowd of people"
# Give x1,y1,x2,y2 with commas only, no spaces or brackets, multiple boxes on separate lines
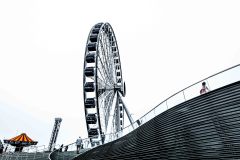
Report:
57,136,83,154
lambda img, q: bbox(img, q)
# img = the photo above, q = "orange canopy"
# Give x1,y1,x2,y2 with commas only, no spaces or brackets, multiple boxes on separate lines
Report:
4,133,38,146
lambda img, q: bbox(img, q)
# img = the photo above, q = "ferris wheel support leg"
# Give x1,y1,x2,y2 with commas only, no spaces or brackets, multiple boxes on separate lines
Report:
118,93,135,129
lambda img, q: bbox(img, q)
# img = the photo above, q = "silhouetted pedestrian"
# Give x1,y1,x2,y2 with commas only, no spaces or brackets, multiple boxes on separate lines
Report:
59,144,63,152
4,145,8,152
101,133,105,144
76,136,82,154
64,145,68,152
0,140,3,154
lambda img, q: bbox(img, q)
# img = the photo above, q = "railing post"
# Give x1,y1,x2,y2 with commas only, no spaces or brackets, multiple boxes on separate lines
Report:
183,90,186,101
206,79,211,91
33,150,36,159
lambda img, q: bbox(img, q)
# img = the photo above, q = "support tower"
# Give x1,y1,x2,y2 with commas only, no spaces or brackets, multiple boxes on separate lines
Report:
48,118,62,152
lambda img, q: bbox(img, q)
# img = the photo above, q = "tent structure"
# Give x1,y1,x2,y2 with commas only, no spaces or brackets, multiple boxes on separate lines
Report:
4,133,38,152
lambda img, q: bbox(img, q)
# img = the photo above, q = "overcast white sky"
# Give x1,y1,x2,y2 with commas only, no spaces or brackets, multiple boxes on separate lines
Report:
0,0,240,147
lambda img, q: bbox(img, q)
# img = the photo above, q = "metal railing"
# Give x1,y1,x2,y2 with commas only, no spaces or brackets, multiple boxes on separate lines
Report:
49,64,240,160
118,64,240,136
49,139,95,160
0,144,49,160
49,133,125,160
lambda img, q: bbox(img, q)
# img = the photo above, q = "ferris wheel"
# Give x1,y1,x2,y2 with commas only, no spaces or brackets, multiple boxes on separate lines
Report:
83,22,134,143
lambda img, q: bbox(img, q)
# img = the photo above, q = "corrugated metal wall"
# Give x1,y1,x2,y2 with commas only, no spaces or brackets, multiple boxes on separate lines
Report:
75,81,240,160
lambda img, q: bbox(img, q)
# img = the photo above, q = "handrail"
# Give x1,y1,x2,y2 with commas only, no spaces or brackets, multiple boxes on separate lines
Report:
112,63,240,141
0,145,48,160
135,64,240,124
48,136,100,160
49,64,240,159
48,142,75,160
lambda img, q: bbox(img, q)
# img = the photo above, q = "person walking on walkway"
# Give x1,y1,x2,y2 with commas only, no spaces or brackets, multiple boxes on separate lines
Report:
59,144,63,152
76,136,82,154
64,145,68,152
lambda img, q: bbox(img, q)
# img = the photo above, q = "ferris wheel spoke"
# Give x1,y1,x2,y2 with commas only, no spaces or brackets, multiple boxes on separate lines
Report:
104,91,115,129
99,91,114,131
102,33,111,70
103,33,113,72
98,90,113,102
106,44,116,85
111,100,119,133
101,91,115,130
96,67,110,87
97,78,113,97
98,90,112,111
97,81,106,97
98,56,111,85
97,54,108,80
100,32,111,72
100,33,115,84
98,38,114,85
97,77,110,89
99,91,114,115
102,33,116,85
97,53,115,85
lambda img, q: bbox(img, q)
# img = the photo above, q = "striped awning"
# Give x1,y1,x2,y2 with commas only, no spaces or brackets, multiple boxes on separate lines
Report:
4,133,38,146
